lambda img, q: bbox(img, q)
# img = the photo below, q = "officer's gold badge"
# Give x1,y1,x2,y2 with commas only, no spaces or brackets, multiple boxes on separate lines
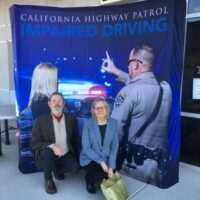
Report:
115,91,127,108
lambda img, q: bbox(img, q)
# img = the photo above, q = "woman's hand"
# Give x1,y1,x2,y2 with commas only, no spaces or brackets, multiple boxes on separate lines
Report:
108,168,114,178
101,161,109,173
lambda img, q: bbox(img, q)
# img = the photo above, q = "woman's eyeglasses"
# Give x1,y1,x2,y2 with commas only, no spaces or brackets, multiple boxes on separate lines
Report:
94,106,106,110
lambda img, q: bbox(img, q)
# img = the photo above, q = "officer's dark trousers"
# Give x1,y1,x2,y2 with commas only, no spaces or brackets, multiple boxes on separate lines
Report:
40,148,80,180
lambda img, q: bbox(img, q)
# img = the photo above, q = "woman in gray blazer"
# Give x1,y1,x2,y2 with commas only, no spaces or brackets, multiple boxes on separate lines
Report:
80,98,119,194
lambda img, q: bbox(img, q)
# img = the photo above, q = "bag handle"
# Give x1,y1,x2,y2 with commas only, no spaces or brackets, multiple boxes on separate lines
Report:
129,82,163,144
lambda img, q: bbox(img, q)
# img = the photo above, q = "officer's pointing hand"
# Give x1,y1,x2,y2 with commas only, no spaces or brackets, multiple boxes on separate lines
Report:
102,51,120,76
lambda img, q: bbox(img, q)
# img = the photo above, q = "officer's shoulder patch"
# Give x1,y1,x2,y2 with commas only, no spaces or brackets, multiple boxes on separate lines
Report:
115,91,127,108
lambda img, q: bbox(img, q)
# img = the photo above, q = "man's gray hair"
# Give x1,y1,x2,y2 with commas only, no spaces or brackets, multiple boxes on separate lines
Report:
132,44,155,68
48,92,65,103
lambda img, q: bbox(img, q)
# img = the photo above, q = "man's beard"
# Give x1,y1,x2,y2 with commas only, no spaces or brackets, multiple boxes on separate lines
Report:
52,106,63,114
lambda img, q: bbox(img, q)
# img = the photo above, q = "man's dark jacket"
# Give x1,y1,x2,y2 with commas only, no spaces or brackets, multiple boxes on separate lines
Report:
31,112,80,168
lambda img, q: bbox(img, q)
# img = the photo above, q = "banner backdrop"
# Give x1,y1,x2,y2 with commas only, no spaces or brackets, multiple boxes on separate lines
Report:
10,0,186,188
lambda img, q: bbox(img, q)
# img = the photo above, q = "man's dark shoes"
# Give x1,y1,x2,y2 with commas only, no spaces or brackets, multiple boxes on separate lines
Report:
45,178,57,194
53,168,65,180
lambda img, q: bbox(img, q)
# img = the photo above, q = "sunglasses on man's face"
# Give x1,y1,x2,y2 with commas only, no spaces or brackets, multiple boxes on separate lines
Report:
128,59,143,66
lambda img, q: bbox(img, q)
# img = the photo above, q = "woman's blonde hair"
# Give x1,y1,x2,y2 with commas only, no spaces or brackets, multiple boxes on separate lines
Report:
28,63,58,106
91,97,110,119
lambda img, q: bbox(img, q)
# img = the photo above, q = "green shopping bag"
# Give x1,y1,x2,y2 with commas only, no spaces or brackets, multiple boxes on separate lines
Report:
100,172,129,200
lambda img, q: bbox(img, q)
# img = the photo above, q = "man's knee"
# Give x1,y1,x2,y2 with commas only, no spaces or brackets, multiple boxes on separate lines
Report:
41,147,54,160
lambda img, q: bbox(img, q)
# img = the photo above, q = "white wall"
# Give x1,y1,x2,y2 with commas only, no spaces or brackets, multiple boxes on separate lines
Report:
0,0,100,104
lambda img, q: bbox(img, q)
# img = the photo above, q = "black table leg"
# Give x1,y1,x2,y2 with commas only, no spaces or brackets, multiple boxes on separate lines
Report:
0,122,2,156
4,119,10,145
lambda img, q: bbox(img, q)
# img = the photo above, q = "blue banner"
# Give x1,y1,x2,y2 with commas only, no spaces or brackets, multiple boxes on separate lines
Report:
10,0,186,188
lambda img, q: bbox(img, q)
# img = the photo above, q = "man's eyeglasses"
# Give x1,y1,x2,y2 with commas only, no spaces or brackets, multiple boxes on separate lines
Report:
128,59,143,66
94,106,106,110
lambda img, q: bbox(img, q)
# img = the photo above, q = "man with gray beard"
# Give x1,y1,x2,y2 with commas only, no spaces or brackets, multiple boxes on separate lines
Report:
31,92,80,194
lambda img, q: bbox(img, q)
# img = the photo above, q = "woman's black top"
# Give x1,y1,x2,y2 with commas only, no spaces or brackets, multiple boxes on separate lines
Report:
99,124,107,145
31,96,50,120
